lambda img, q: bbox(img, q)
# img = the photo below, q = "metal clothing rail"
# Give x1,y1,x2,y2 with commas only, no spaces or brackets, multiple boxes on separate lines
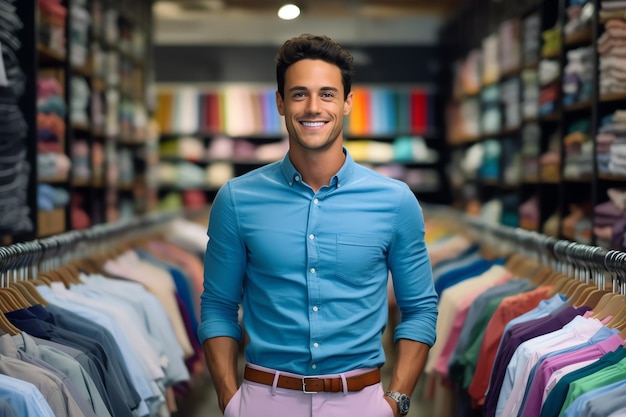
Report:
462,215,626,289
0,207,209,283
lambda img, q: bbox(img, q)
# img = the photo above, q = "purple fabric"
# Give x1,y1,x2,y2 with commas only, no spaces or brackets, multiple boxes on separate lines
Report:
483,305,590,417
518,333,625,417
595,200,623,218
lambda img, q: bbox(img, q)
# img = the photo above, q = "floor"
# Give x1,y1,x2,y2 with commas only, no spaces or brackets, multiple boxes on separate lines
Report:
174,329,435,417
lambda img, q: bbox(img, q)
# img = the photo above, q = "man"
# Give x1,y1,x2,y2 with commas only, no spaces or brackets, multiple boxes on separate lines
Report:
198,34,438,417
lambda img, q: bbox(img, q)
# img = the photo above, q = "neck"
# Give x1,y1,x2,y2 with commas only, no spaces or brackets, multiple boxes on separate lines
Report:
289,146,346,192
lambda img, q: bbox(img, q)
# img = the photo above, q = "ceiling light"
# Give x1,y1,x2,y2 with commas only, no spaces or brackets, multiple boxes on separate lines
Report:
278,4,301,20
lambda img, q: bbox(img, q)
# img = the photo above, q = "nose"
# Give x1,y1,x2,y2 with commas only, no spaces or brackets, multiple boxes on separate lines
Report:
305,96,320,114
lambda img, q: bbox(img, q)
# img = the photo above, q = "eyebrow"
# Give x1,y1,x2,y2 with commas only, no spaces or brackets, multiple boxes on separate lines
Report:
287,86,340,93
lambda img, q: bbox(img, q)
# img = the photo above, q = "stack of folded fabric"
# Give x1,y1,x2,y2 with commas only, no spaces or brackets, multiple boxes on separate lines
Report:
501,137,520,186
498,18,520,75
70,76,90,125
564,0,592,36
481,85,502,135
563,118,593,179
521,123,541,180
37,184,69,212
482,34,500,86
71,140,90,182
0,82,33,233
593,188,626,248
521,69,539,120
70,0,90,67
540,131,561,181
501,77,521,129
37,76,70,181
38,0,67,55
598,8,626,95
597,109,626,176
460,49,482,96
519,196,540,231
478,140,501,181
522,14,541,65
538,60,560,116
563,46,593,107
561,201,593,243
541,25,561,58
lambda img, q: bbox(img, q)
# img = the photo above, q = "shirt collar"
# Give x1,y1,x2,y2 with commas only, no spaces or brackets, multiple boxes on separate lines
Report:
280,147,355,188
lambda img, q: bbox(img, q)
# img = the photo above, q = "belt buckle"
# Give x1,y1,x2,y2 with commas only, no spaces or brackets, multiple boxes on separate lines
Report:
302,377,320,394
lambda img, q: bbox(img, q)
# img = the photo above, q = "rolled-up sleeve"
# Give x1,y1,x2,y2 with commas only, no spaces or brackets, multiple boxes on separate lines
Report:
387,187,439,346
197,183,246,344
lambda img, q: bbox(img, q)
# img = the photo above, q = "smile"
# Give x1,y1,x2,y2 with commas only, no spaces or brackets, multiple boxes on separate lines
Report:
300,121,327,127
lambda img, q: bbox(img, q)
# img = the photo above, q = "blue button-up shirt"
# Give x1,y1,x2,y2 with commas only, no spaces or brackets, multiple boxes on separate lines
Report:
198,149,438,375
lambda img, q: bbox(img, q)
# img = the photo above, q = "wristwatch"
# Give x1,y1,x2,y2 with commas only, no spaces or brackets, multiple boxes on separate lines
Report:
385,391,410,416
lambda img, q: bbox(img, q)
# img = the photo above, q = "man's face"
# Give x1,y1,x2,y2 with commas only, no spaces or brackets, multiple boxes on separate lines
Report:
276,59,353,153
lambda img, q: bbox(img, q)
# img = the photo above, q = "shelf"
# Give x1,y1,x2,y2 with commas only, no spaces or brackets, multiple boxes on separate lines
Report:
564,27,592,46
598,173,626,181
562,175,593,183
541,50,561,60
37,208,66,238
564,99,592,112
447,135,481,146
499,67,521,80
37,44,66,64
600,92,626,103
521,177,540,184
72,179,91,187
522,61,539,70
72,122,92,132
600,9,626,24
496,126,521,137
38,174,69,184
71,64,93,78
539,112,560,122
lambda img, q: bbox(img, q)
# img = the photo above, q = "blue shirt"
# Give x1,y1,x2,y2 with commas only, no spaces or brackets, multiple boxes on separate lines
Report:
198,150,438,375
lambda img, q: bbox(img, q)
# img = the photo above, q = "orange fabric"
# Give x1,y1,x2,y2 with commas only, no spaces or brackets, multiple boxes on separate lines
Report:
467,285,553,405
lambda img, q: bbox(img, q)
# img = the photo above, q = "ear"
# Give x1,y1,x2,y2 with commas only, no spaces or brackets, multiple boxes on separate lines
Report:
343,90,353,116
276,90,285,116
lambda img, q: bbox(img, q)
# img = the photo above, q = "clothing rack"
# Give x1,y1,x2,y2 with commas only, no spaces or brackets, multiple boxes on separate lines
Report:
0,207,210,284
462,215,626,292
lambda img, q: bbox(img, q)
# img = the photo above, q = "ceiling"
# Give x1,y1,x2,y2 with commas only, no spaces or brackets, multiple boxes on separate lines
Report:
153,0,467,45
156,0,465,17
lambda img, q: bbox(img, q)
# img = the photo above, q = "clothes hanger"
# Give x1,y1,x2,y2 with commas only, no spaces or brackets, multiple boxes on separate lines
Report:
12,281,47,306
0,287,32,309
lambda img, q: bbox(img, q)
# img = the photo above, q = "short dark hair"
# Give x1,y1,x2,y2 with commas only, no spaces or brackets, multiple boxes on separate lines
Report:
276,34,354,100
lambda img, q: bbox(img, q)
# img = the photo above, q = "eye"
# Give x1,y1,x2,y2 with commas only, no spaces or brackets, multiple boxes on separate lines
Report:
321,92,335,99
292,92,306,99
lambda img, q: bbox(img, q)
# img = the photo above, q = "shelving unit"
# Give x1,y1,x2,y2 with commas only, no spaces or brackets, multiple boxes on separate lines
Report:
155,84,450,209
0,0,155,244
441,0,626,249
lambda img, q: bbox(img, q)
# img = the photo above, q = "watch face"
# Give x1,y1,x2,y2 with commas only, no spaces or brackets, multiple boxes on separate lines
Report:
398,394,410,415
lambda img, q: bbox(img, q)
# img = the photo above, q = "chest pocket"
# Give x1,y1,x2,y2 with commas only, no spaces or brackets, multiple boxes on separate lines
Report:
335,234,386,285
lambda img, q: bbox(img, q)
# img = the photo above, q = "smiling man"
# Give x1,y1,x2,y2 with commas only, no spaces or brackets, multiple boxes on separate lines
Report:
198,34,438,417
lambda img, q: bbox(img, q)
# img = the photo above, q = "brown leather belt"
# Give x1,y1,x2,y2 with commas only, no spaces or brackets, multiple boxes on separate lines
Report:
243,365,381,393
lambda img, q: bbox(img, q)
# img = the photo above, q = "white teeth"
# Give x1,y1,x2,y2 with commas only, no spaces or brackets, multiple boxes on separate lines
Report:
301,121,325,127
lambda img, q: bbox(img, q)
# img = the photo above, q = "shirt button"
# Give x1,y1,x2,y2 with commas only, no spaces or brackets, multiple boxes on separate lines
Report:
313,306,318,312
313,198,319,204
309,234,315,240
310,268,315,273
295,176,300,182
313,343,319,348
312,364,317,369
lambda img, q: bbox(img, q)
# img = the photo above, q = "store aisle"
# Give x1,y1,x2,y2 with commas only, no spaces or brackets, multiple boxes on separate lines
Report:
175,329,435,416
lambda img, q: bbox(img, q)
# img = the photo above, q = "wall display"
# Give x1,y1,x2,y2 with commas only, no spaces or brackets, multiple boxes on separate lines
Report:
441,0,626,249
2,0,156,244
